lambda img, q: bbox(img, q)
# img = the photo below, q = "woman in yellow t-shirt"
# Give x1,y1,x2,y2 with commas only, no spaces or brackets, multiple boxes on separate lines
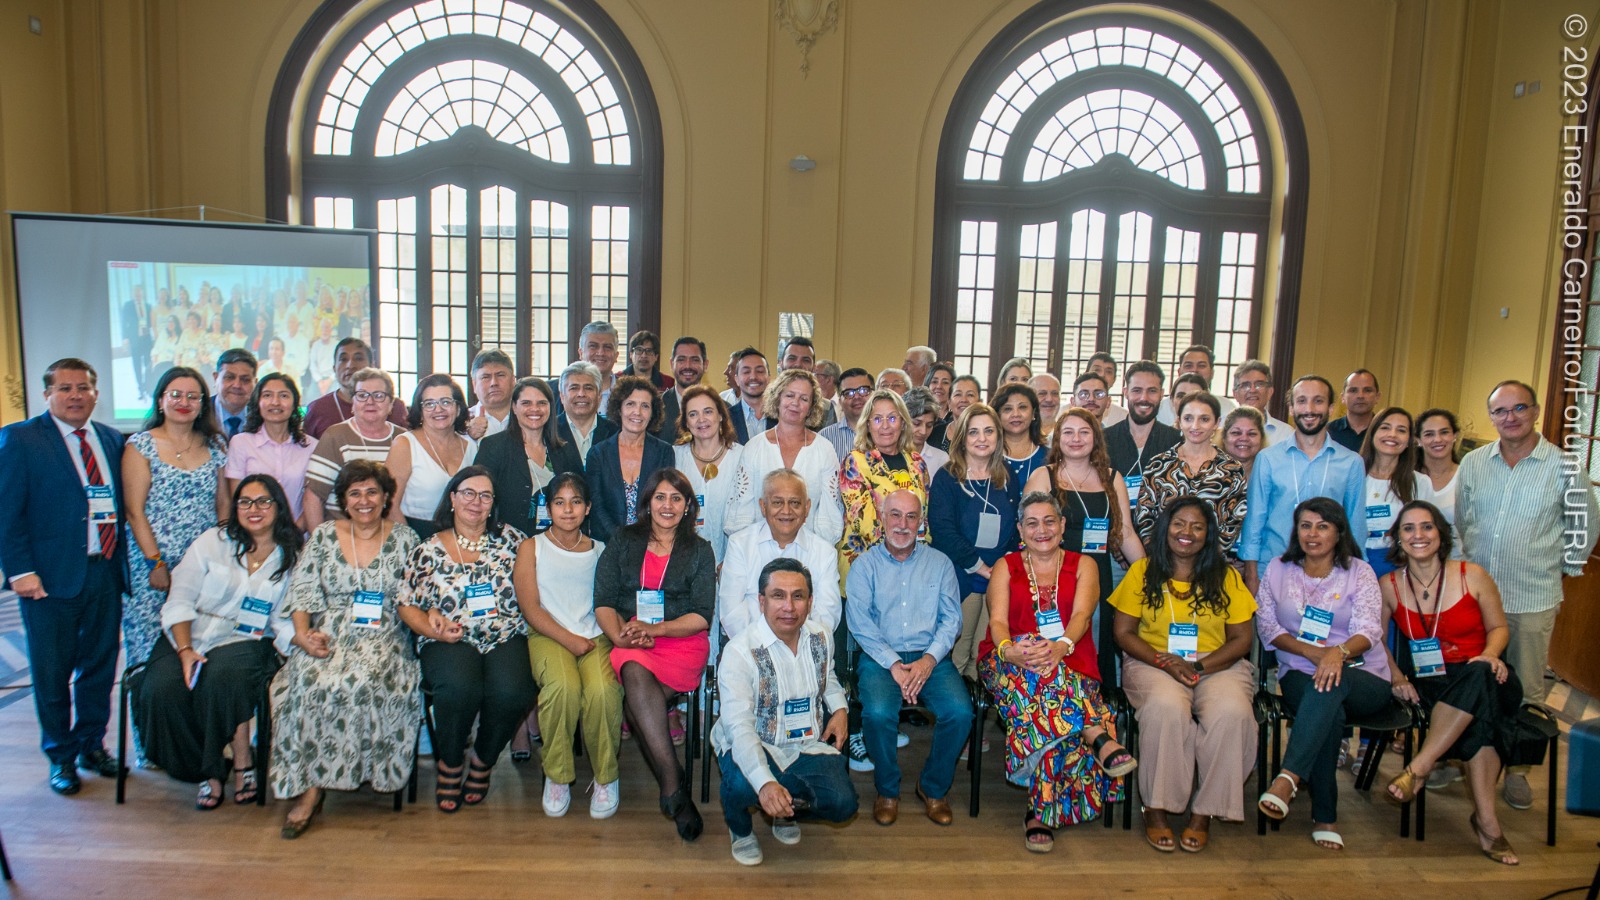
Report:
1110,495,1256,854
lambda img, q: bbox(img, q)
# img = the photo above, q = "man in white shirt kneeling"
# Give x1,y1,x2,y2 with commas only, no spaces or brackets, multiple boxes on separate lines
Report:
713,558,858,866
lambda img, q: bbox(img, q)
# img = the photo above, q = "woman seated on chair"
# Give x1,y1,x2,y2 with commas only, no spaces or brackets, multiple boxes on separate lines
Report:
593,467,717,841
1254,497,1391,852
1110,495,1257,854
525,473,624,820
398,466,537,813
1379,500,1522,866
978,491,1134,854
270,459,422,838
133,474,303,810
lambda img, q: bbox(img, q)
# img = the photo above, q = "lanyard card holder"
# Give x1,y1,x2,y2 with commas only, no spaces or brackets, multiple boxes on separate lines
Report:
352,590,385,628
235,596,272,637
1081,517,1110,554
464,582,497,618
532,493,552,530
87,484,117,523
781,696,813,743
1168,622,1200,661
636,589,666,624
1035,606,1065,640
1410,637,1446,678
1297,605,1334,646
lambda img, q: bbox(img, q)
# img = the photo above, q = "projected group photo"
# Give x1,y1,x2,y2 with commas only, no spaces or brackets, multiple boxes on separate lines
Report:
107,262,373,421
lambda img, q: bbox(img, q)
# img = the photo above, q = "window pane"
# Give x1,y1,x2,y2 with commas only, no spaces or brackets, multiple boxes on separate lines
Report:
955,220,998,387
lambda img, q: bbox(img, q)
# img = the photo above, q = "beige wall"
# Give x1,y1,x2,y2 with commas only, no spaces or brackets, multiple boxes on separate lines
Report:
0,0,1583,440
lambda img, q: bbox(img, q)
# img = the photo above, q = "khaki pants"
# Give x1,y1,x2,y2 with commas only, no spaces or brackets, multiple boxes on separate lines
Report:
1504,606,1559,708
1121,655,1257,822
951,592,988,680
529,633,623,785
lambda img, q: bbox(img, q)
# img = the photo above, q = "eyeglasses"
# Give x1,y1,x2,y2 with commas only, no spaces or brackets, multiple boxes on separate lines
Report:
164,390,203,403
420,398,457,411
1489,403,1533,419
453,488,495,504
236,496,276,510
1074,390,1108,401
352,390,391,403
870,415,900,427
841,386,872,398
1235,380,1270,392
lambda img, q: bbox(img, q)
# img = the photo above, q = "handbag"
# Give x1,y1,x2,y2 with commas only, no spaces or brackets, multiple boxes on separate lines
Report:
1504,704,1559,768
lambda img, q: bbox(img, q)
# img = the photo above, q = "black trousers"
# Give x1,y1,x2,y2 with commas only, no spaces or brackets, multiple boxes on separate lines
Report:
133,638,279,783
17,556,122,764
420,636,537,768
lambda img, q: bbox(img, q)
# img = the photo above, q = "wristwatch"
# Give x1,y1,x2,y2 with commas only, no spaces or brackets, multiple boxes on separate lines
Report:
1193,659,1205,673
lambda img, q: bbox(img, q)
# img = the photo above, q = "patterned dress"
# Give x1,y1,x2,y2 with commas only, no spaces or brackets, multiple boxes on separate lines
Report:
1133,447,1248,559
401,525,529,654
838,449,929,563
124,431,226,667
978,551,1123,828
270,523,421,796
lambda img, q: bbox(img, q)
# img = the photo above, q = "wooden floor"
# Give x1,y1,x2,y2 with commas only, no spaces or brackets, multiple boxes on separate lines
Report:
1,695,1597,900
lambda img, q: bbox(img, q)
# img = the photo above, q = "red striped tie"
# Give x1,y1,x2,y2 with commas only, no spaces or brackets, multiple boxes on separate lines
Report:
74,428,118,554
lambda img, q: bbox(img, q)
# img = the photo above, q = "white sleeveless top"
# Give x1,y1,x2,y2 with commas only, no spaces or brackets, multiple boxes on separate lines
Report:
534,532,604,639
397,430,479,519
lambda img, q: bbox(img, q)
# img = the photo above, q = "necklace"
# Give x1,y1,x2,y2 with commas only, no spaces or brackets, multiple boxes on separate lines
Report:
691,442,726,480
1165,579,1196,602
1405,562,1444,604
547,528,584,553
171,428,201,461
455,529,489,554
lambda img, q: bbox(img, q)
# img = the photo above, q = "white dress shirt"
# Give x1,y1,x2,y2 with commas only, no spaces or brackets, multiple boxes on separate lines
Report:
160,527,295,656
723,430,844,544
468,403,511,437
711,618,848,792
53,415,114,556
717,520,842,640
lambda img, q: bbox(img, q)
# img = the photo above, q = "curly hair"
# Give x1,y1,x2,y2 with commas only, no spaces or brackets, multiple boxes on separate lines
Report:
760,368,826,428
1141,496,1230,618
605,375,663,433
1043,408,1124,562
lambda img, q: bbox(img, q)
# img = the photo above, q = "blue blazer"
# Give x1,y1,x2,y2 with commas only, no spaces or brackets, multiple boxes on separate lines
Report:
584,433,676,543
729,410,777,444
0,412,129,598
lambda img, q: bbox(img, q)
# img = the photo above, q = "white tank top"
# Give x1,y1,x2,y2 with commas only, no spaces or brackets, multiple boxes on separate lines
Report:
534,532,604,639
398,430,479,519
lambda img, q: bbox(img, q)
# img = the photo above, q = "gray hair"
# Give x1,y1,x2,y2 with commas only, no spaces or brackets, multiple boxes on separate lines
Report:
876,367,910,386
761,467,809,500
579,320,618,342
559,361,602,393
814,359,841,380
902,386,938,420
905,346,936,366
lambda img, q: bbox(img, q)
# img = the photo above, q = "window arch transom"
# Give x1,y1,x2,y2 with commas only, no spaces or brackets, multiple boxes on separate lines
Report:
373,60,570,160
1024,88,1205,187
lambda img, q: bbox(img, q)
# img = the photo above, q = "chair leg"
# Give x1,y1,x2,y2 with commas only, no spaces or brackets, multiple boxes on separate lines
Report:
1256,718,1269,836
1549,733,1559,848
1413,721,1427,842
407,725,421,805
1586,842,1600,900
1122,709,1136,831
968,702,983,819
699,687,713,804
1268,717,1283,832
116,669,130,805
255,690,271,808
0,828,9,881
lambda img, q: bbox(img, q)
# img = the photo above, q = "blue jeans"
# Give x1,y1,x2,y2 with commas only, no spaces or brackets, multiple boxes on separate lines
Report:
1278,666,1391,823
718,749,859,837
857,652,973,799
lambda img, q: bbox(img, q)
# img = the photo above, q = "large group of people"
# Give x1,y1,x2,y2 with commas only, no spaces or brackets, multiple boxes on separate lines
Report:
0,329,1594,870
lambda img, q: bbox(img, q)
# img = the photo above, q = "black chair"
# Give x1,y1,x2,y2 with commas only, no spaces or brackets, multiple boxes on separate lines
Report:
695,660,716,803
963,675,991,818
1408,701,1559,846
116,660,270,807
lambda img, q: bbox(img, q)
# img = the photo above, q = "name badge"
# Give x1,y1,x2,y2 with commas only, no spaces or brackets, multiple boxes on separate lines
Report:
975,511,1002,549
87,484,117,524
531,493,551,531
1168,622,1200,661
235,596,271,637
1410,637,1446,678
781,697,813,743
1365,504,1389,521
352,590,384,628
1298,605,1334,646
464,582,497,618
1081,517,1110,554
636,589,665,624
695,493,706,528
1035,607,1065,640
1125,474,1143,505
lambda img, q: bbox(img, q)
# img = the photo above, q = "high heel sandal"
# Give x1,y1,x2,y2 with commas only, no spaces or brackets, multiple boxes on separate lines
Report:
1023,811,1054,853
281,792,325,840
233,764,259,805
1258,772,1297,820
1090,732,1137,778
463,757,493,805
1386,766,1423,805
435,761,464,813
660,785,703,842
195,780,222,811
1470,813,1519,866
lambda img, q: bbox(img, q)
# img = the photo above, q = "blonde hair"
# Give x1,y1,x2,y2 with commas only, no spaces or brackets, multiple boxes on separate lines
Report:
945,403,1008,487
760,368,826,428
852,389,917,455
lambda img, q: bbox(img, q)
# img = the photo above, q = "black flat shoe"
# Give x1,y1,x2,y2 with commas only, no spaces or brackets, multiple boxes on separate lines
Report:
79,746,119,778
49,762,81,796
660,787,703,842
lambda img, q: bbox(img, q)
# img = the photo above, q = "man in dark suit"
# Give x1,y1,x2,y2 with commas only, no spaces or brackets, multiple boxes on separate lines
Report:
0,358,129,795
654,335,709,440
119,285,153,399
728,347,776,444
555,361,619,467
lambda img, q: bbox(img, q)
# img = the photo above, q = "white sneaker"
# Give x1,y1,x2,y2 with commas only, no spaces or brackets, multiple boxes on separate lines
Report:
896,729,911,748
543,779,571,817
847,734,874,772
730,830,764,866
589,779,620,819
771,817,801,845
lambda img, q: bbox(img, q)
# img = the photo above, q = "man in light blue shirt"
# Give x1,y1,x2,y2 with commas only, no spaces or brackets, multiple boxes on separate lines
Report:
1238,375,1365,593
846,490,971,827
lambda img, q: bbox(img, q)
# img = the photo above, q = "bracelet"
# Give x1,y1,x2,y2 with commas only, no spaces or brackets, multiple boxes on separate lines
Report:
177,644,193,654
997,638,1015,656
1337,642,1351,660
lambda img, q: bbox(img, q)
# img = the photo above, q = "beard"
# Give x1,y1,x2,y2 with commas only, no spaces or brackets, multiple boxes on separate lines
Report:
1295,413,1328,436
1129,404,1158,426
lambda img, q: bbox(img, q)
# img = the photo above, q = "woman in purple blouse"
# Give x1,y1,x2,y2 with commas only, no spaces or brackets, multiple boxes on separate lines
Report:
1252,497,1389,852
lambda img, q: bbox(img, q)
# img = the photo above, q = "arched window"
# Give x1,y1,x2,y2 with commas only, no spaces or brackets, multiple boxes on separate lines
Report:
932,4,1307,396
268,0,661,397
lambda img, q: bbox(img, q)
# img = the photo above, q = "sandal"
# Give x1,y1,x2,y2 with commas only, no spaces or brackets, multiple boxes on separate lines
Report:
233,765,259,805
1142,809,1176,853
1386,766,1423,805
463,757,492,805
668,709,686,747
435,761,464,813
195,780,222,811
1090,732,1138,778
1258,772,1298,820
281,791,325,840
1311,828,1345,851
1180,816,1210,853
1023,812,1054,853
1470,813,1519,866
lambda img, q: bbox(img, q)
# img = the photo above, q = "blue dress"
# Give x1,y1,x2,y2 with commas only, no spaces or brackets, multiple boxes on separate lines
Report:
124,431,227,668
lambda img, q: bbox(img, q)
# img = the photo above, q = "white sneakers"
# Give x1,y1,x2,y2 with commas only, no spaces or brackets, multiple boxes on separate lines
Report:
589,779,620,819
730,831,764,866
771,817,801,845
543,779,571,817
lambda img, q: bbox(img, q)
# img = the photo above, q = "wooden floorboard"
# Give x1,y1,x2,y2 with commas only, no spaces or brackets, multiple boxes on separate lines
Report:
0,695,1596,899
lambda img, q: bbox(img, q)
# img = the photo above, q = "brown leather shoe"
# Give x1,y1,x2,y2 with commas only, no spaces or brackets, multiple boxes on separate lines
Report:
872,795,899,826
916,786,953,826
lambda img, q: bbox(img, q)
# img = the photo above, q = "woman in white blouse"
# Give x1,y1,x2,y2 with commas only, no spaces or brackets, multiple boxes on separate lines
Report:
723,368,843,544
673,385,745,563
132,474,304,810
387,374,478,541
1415,408,1461,556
